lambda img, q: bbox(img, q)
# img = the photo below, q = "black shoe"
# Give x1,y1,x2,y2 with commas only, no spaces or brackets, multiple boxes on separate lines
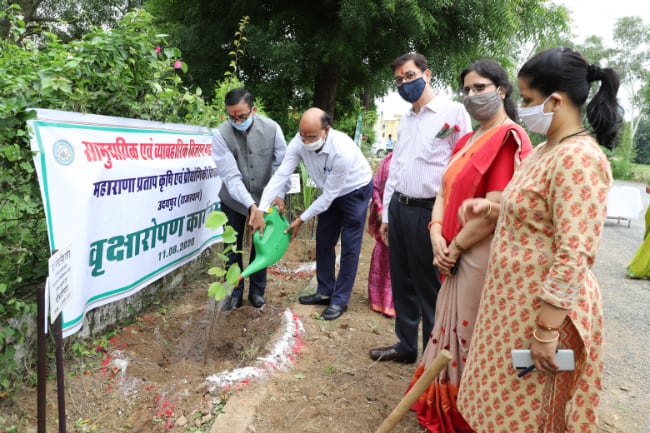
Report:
222,295,243,311
369,345,417,364
248,294,266,308
298,293,331,305
321,304,347,320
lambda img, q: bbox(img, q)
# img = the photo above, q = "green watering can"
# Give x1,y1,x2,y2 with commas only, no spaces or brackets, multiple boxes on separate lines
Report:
239,206,291,278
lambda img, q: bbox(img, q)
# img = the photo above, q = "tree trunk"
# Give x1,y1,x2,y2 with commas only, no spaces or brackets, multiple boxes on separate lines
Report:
2,0,42,39
360,89,371,110
313,61,341,120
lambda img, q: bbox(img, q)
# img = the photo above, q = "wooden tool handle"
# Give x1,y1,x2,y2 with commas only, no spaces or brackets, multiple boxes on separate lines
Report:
375,349,453,433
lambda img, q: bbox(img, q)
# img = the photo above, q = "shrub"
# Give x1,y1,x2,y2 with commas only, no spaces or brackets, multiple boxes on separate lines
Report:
0,5,222,394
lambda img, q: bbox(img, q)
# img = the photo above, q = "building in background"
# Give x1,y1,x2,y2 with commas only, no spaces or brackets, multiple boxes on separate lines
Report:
372,110,402,156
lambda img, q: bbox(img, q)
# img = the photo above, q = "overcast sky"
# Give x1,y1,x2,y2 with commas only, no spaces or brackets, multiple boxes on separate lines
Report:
377,0,641,117
557,0,640,45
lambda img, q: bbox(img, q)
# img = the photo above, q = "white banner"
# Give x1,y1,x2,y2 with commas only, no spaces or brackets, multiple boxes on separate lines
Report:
29,109,223,337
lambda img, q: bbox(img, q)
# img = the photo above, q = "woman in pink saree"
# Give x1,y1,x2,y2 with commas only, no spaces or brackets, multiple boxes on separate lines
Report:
367,151,395,317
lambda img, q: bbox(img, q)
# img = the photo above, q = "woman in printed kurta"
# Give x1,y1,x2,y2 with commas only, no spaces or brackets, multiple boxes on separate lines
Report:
457,47,622,432
407,60,532,432
367,151,395,317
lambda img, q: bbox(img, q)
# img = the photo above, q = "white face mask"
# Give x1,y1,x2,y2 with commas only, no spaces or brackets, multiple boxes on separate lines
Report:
302,129,326,152
519,95,554,135
303,138,323,151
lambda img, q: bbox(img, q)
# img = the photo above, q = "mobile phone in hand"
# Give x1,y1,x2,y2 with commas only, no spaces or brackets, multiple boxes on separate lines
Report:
511,349,575,371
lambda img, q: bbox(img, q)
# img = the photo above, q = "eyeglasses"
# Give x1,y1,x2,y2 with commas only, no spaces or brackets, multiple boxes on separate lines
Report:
393,70,422,86
459,82,496,96
227,109,253,122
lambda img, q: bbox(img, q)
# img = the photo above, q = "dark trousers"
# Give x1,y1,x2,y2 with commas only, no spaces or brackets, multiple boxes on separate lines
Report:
388,194,441,356
222,203,266,298
315,181,373,306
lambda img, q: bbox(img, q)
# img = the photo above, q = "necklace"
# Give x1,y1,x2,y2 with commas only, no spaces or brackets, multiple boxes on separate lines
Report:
559,127,589,143
538,127,589,155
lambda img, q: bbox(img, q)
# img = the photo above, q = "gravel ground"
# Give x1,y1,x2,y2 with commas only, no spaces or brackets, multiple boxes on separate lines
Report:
595,180,650,433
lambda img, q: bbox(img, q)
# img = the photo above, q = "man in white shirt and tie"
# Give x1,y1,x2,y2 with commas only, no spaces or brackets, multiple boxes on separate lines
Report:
251,107,373,320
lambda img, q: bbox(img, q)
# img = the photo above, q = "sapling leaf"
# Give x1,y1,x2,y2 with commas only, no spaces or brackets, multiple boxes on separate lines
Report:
216,252,229,262
226,263,241,286
208,281,225,299
205,211,228,229
207,266,226,277
222,225,237,243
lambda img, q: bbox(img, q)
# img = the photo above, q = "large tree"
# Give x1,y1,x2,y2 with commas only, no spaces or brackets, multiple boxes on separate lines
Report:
147,0,569,127
609,17,650,152
576,17,650,168
2,0,144,41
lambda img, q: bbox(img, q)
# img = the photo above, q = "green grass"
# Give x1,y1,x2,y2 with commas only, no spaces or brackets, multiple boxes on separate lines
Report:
629,163,650,183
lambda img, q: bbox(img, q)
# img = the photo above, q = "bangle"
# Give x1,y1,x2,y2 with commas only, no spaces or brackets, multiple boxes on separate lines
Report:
536,319,560,332
453,237,467,253
427,220,443,231
483,200,492,219
532,329,559,343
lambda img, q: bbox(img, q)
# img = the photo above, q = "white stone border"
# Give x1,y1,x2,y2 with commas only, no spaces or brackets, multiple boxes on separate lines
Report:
204,308,305,393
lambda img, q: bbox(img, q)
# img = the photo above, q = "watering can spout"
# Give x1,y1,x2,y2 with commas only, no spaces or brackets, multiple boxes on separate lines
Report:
239,206,291,279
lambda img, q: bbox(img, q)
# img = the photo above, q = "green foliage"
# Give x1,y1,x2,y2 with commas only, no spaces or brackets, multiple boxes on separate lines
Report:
0,4,222,395
577,17,650,162
12,0,146,42
602,122,637,181
634,116,650,165
224,16,250,79
629,163,650,183
147,0,570,131
298,162,319,213
612,122,636,179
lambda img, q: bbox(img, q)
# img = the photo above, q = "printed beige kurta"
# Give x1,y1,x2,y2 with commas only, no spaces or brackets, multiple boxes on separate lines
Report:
457,136,611,433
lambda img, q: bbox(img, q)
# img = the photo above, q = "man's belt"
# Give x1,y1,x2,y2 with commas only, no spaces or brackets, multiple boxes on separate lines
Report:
395,192,435,209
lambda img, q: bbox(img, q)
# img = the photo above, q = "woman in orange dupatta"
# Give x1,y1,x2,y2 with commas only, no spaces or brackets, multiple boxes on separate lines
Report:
407,60,532,432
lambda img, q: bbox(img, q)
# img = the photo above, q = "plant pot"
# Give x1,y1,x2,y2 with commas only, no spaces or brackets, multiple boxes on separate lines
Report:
646,184,650,194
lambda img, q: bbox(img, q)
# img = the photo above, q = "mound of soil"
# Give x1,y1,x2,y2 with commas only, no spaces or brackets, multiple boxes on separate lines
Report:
0,237,316,433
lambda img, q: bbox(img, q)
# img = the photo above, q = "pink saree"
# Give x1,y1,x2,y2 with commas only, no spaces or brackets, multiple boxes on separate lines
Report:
367,152,395,317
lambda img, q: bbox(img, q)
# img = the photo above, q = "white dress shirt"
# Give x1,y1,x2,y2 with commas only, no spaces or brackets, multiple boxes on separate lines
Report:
382,95,471,223
260,128,372,221
211,117,286,210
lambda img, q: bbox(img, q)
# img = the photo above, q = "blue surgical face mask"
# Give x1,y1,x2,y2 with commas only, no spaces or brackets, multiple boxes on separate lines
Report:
398,77,426,103
231,116,253,132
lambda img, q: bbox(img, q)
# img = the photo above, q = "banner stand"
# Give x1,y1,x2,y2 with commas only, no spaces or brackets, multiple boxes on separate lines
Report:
37,284,46,433
53,314,67,433
37,276,67,433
